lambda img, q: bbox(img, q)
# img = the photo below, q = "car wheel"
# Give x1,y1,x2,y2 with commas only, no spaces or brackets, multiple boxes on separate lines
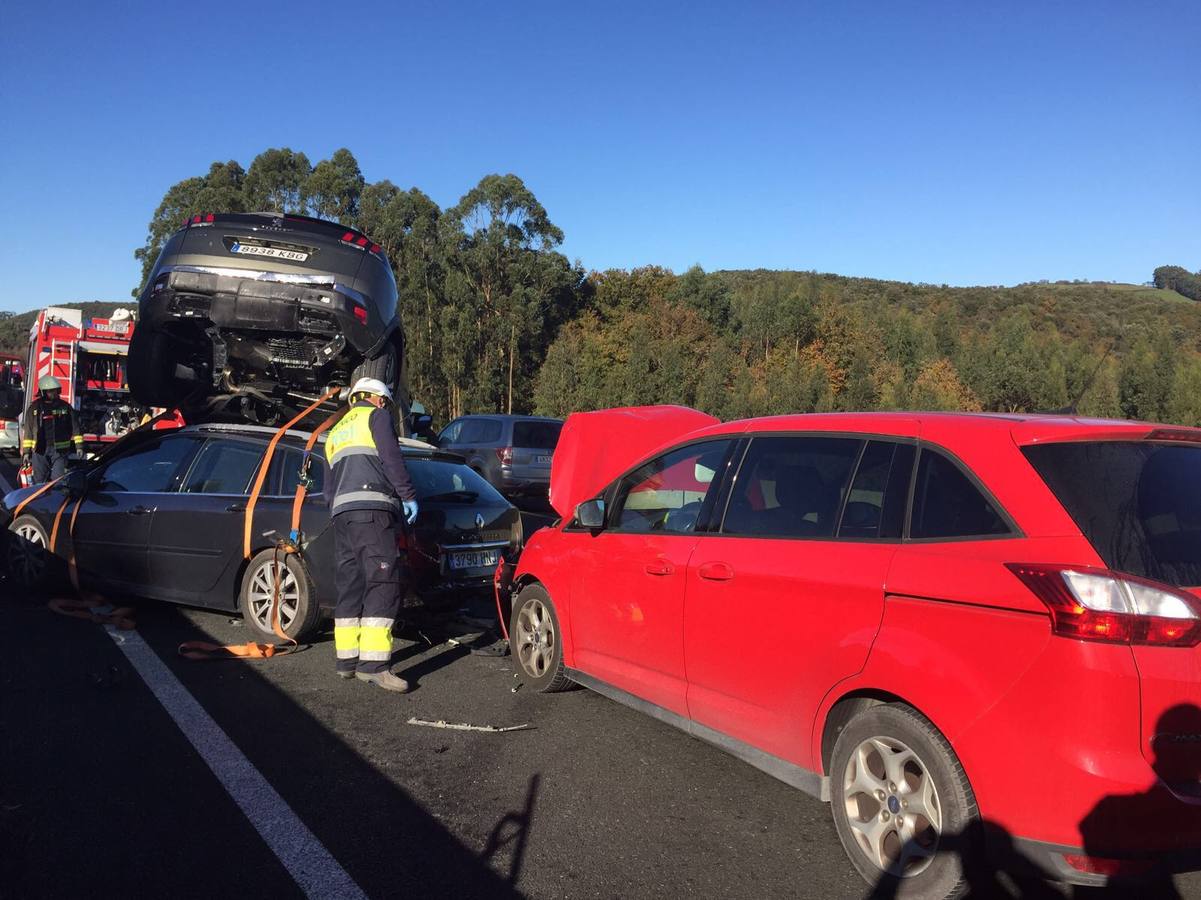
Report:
7,514,55,592
128,327,189,408
509,583,573,692
351,342,399,398
830,703,978,899
238,550,322,641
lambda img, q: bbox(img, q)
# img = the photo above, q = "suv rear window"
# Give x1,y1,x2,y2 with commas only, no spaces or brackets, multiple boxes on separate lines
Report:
1023,441,1201,587
512,421,562,450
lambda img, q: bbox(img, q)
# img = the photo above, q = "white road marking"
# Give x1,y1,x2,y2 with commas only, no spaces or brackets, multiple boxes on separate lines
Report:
105,626,367,900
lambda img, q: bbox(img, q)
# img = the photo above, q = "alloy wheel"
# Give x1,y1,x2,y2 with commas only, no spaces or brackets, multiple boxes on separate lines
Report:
842,735,943,878
8,523,47,587
515,598,556,678
247,560,299,631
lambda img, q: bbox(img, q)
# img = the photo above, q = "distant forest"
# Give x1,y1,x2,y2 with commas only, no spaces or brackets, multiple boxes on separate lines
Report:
8,147,1201,427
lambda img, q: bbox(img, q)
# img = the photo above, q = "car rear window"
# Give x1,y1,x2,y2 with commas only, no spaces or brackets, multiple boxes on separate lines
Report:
512,421,562,450
405,458,505,504
1023,441,1201,587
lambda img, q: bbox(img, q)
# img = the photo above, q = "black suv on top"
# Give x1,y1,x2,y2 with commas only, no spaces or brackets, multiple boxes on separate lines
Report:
131,213,407,425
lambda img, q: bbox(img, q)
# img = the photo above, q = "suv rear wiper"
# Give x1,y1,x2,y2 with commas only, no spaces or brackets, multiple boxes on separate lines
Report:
424,490,480,502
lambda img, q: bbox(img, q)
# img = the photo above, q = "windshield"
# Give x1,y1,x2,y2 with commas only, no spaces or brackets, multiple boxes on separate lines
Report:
405,457,505,504
1023,441,1201,587
513,421,562,450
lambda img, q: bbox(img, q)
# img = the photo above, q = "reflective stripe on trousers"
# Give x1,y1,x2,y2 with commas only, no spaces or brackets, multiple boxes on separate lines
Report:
333,617,395,663
334,617,361,660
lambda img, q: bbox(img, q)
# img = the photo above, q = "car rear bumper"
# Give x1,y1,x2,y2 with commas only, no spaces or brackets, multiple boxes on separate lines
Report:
142,267,381,354
498,473,550,496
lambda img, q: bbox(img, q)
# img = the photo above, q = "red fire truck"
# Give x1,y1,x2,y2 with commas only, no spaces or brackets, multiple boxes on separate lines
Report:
23,307,142,453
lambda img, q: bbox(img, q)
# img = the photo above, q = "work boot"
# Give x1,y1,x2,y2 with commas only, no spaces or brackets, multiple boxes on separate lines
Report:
355,670,410,693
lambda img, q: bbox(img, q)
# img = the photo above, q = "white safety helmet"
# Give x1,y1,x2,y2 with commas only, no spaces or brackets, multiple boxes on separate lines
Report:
349,377,393,403
38,375,62,392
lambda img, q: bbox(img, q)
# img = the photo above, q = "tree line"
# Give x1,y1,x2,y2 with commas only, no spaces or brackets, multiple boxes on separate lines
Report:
127,147,1201,428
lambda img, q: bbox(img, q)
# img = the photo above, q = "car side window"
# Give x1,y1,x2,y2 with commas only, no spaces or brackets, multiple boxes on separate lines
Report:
182,440,265,495
269,447,325,496
439,419,463,445
838,441,916,540
94,437,201,493
609,441,733,534
909,448,1010,539
459,419,502,444
722,436,861,538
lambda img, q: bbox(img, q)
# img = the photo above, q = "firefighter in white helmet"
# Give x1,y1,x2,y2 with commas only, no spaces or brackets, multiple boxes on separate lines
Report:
21,376,82,484
324,377,419,691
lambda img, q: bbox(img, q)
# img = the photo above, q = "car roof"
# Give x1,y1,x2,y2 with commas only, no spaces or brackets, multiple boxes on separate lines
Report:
678,410,1190,447
175,423,462,459
450,414,563,423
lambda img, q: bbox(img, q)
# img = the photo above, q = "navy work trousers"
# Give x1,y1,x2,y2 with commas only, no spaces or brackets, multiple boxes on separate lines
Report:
32,448,67,485
333,508,404,675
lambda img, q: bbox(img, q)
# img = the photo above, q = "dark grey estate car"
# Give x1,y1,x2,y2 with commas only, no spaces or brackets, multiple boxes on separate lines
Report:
131,212,408,426
3,423,520,640
436,415,563,499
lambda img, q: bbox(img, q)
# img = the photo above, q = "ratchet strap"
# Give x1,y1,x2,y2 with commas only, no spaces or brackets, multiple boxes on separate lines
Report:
13,475,62,519
290,408,344,540
243,387,342,560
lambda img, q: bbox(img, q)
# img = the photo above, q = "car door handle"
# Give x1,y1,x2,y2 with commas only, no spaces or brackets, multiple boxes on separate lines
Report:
644,559,675,576
128,505,153,516
226,503,246,512
698,561,734,582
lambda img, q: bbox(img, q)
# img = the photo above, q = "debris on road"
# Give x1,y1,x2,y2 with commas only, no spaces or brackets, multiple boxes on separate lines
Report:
406,717,531,733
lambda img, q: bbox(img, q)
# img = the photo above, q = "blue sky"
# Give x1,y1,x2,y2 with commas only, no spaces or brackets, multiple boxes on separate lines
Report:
0,0,1197,311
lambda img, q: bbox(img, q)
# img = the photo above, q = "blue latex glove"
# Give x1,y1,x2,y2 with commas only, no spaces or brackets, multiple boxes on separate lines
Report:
403,499,419,525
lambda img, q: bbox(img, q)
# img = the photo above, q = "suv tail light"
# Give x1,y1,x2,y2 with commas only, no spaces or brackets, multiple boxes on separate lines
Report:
1007,563,1201,647
495,446,513,466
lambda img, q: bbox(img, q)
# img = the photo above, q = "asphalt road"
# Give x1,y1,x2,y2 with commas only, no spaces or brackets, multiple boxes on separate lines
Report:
2,457,1200,899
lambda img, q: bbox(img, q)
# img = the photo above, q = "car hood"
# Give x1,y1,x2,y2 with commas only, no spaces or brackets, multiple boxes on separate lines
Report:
548,406,719,518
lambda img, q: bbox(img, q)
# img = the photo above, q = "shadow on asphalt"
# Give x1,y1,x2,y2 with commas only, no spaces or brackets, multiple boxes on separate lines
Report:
483,773,541,887
158,611,526,899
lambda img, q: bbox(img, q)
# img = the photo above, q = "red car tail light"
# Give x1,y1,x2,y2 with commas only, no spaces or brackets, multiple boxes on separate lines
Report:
352,305,368,325
1007,563,1201,647
495,446,513,466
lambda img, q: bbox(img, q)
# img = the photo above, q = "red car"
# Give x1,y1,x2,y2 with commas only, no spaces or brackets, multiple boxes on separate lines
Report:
503,406,1201,897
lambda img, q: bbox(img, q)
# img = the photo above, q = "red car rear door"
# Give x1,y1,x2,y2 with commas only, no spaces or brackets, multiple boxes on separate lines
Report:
684,436,915,769
568,439,737,717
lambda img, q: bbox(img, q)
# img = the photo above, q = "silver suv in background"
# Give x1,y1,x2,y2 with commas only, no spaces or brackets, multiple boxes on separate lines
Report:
436,415,563,501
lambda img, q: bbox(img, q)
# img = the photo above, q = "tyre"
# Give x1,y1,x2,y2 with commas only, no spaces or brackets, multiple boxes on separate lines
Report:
6,514,57,592
350,341,399,399
829,703,979,899
128,327,189,408
237,549,322,641
509,583,573,692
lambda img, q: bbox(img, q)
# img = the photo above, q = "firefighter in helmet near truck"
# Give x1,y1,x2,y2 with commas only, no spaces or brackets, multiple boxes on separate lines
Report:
21,376,83,484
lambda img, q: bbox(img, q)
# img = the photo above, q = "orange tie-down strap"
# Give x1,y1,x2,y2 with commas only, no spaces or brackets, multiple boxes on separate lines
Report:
243,386,343,560
290,407,344,539
47,498,137,630
178,545,300,660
